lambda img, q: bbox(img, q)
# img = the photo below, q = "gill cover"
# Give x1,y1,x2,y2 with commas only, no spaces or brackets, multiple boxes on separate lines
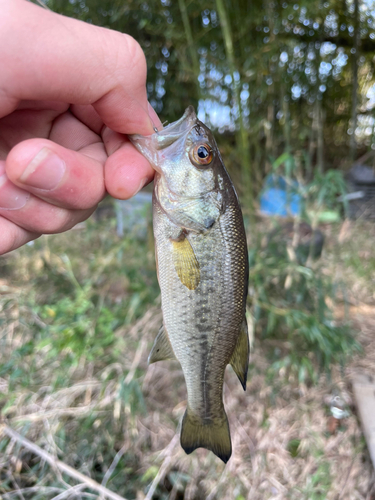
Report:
130,106,223,233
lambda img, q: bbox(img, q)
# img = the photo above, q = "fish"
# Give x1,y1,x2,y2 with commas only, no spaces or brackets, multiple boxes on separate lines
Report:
130,106,249,463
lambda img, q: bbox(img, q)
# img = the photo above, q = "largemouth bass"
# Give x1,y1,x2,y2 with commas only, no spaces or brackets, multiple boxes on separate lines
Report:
130,106,249,463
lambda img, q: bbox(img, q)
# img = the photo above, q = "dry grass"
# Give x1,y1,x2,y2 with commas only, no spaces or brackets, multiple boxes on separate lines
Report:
137,313,375,500
1,218,375,499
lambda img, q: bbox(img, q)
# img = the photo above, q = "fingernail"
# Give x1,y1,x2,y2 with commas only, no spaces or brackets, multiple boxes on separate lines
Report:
133,177,148,196
0,174,30,210
20,148,66,190
147,102,163,132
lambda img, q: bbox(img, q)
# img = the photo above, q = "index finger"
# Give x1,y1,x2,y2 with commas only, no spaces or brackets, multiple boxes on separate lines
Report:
1,0,157,135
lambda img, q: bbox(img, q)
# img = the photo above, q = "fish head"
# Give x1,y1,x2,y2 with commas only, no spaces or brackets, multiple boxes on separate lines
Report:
130,106,222,198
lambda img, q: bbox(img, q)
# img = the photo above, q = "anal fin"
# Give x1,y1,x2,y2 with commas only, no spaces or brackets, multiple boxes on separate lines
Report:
148,325,176,364
229,317,250,391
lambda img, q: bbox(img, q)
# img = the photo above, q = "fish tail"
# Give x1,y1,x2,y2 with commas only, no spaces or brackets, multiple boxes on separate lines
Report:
180,408,232,463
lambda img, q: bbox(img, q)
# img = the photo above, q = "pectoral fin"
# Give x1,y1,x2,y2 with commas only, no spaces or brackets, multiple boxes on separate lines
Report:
148,325,176,364
230,317,250,391
171,235,200,290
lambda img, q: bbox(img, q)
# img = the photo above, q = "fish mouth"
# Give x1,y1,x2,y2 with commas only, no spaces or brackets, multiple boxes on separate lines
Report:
153,105,197,149
129,106,198,171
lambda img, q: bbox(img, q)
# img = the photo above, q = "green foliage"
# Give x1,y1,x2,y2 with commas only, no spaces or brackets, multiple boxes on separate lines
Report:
1,226,159,384
300,459,332,500
39,0,375,202
0,212,370,498
271,152,349,223
287,438,301,458
0,219,161,498
308,170,348,212
249,226,360,382
37,283,118,363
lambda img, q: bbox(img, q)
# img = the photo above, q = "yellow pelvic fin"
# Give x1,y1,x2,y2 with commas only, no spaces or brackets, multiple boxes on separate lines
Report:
171,235,200,290
229,317,250,391
180,408,232,464
148,325,176,364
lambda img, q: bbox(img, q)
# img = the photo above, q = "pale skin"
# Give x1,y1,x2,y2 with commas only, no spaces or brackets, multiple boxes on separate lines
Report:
0,0,162,255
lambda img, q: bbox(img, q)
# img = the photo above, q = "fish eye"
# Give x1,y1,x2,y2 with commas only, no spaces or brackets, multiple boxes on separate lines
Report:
189,143,213,167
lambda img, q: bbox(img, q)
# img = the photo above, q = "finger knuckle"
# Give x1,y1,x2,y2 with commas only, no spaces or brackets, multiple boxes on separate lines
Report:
0,227,18,255
44,208,93,233
37,209,75,234
0,224,38,255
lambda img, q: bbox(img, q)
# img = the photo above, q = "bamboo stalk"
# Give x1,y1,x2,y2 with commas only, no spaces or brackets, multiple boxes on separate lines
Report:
215,0,252,201
350,0,359,160
177,0,200,96
317,99,324,173
281,85,291,154
0,424,128,500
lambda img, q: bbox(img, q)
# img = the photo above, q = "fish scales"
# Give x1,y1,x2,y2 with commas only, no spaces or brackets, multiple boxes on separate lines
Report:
130,106,249,463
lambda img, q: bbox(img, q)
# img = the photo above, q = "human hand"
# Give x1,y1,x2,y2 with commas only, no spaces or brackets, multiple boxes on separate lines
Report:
0,0,161,255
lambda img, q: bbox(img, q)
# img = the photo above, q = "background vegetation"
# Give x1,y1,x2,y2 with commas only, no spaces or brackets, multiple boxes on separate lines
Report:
48,0,375,195
1,0,375,498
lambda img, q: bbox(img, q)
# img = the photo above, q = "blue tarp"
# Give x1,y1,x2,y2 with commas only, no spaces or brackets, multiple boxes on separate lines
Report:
260,175,301,217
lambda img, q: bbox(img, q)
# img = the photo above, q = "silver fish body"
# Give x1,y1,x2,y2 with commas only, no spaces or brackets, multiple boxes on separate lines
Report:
130,107,249,463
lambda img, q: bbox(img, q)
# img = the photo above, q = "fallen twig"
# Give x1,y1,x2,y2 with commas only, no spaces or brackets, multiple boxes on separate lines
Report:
0,424,128,500
2,487,64,498
145,434,180,500
50,483,86,500
101,444,128,488
124,339,147,385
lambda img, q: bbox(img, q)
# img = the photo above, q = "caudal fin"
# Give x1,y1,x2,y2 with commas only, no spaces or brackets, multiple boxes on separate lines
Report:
180,409,232,463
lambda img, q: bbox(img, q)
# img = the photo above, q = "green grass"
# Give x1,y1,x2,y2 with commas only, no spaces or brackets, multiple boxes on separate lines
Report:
0,216,160,499
0,213,372,499
248,225,361,382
